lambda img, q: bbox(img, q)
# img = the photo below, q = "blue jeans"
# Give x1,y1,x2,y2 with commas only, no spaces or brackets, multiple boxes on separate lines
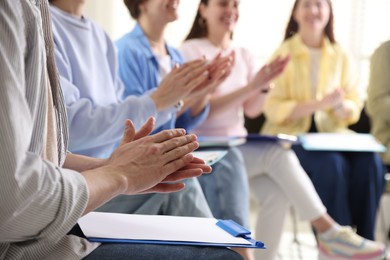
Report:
197,147,251,229
84,243,243,259
292,145,386,239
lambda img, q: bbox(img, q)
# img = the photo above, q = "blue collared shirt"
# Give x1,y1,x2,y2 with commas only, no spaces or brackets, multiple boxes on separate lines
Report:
116,23,209,133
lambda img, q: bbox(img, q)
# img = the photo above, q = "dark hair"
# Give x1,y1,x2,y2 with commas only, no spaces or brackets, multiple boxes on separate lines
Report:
123,0,146,20
185,0,234,40
185,0,209,40
284,0,335,43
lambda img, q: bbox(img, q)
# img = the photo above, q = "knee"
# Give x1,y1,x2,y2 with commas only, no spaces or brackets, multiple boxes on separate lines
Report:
309,154,346,183
249,176,290,210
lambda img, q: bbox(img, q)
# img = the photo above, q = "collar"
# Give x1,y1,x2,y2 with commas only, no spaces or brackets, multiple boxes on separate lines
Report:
130,23,179,62
289,33,336,57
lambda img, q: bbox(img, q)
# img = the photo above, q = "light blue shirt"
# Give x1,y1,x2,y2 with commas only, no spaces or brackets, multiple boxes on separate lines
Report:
116,23,209,133
50,6,173,158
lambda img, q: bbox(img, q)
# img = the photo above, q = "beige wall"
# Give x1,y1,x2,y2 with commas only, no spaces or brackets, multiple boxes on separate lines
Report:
84,0,390,92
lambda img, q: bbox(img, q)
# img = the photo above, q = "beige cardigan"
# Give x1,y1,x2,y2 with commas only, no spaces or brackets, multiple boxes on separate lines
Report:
367,40,390,165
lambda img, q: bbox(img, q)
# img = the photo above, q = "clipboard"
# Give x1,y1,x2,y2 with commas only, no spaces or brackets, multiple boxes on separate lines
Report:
192,150,228,165
299,133,387,152
78,212,265,249
198,136,247,148
197,134,298,148
246,133,299,144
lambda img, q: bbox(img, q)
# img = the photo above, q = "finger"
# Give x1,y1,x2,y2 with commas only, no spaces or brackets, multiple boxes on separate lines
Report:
213,51,222,60
208,53,231,68
210,64,229,83
162,61,195,81
195,163,212,173
119,119,136,146
228,50,236,66
231,50,236,59
167,63,181,75
138,182,186,194
175,60,208,80
177,59,206,75
183,63,209,85
162,153,195,175
134,117,155,140
262,59,289,81
151,128,186,143
191,156,207,164
160,135,199,156
207,52,222,68
162,168,204,182
267,56,289,71
185,71,210,92
180,162,212,173
158,134,197,154
207,57,231,78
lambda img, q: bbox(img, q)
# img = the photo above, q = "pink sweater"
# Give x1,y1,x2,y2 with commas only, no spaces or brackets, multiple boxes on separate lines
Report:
180,38,259,136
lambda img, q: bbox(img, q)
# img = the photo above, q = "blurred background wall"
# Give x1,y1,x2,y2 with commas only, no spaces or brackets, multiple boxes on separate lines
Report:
84,0,390,96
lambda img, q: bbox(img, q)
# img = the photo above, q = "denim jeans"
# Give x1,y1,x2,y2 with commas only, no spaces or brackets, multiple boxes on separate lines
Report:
68,225,243,260
292,144,386,239
197,147,251,229
84,243,243,260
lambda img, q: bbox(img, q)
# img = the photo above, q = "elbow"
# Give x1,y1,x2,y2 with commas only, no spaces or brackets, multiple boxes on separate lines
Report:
244,104,265,119
0,210,23,242
245,110,262,119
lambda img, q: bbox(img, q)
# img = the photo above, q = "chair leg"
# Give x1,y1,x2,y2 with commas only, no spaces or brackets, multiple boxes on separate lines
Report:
291,207,300,245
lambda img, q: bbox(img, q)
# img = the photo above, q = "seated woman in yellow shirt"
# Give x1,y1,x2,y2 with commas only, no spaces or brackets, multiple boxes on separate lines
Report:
262,0,386,250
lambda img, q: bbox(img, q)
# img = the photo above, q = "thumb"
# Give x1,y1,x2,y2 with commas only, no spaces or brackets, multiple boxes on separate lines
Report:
134,117,156,140
119,119,136,146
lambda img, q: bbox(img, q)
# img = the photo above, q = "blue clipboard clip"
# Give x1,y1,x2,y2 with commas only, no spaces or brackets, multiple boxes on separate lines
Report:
216,219,265,248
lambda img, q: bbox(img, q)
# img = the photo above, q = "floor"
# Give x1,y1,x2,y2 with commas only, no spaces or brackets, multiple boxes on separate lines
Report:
250,207,319,260
250,199,390,260
274,211,319,260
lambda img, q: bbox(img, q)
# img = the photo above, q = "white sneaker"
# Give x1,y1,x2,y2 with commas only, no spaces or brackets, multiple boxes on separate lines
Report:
318,226,385,259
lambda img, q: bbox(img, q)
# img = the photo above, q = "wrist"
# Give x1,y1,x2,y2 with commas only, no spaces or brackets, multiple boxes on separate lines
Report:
150,92,163,111
96,158,109,168
99,164,129,194
333,102,344,111
316,100,327,111
260,83,274,94
260,88,270,94
174,100,184,111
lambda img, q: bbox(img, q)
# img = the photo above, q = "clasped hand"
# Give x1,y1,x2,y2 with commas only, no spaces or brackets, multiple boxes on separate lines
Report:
107,117,212,195
151,52,235,112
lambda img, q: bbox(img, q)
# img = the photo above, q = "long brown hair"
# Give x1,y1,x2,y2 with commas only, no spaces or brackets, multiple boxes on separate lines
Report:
185,0,209,40
284,0,336,43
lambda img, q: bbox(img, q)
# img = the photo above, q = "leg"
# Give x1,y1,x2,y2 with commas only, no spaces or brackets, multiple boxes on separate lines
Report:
84,244,244,260
197,147,251,229
160,177,213,217
292,145,352,227
239,142,325,260
197,148,253,259
240,142,326,222
96,178,212,217
249,175,290,260
347,152,386,239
